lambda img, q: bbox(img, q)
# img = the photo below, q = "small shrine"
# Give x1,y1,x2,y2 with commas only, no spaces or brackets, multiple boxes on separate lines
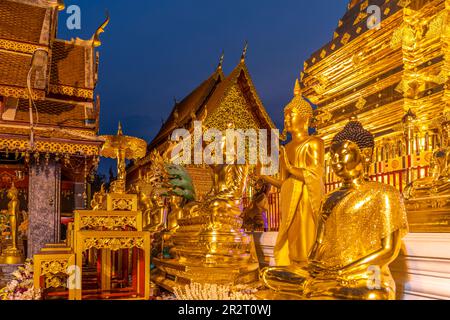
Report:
32,124,151,300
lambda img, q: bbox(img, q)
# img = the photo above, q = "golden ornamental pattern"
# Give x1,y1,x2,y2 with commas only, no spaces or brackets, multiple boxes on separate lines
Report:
80,216,137,230
0,138,100,156
82,237,145,251
49,84,94,99
0,39,48,54
112,198,133,211
45,275,66,289
0,85,45,100
40,260,69,275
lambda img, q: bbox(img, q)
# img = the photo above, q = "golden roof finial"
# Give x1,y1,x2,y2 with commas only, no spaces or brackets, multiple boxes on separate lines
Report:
294,79,301,96
57,0,65,11
92,11,110,47
241,40,248,63
218,51,225,69
117,121,123,136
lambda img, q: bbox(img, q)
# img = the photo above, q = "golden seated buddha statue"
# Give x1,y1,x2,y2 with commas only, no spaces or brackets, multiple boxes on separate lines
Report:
260,121,409,300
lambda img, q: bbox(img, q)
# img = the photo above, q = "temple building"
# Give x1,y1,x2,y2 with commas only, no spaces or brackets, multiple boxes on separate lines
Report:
128,51,276,199
300,0,449,225
0,0,106,260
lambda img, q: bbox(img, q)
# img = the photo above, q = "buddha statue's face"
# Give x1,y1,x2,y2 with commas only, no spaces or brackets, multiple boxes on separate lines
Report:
285,108,309,133
330,140,365,181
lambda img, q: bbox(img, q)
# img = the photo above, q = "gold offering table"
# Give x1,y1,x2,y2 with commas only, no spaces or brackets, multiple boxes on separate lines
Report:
33,192,151,300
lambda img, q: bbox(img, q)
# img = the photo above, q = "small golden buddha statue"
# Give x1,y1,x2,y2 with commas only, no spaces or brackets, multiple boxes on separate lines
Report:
166,195,184,231
147,190,166,232
260,121,408,300
259,84,325,266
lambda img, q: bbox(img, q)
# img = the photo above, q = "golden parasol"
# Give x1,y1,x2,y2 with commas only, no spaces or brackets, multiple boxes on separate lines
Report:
100,122,147,193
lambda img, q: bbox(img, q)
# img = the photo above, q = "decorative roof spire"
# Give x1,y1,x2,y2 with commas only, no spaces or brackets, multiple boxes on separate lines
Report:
217,51,224,70
293,79,301,96
240,40,248,63
117,121,123,136
92,11,110,47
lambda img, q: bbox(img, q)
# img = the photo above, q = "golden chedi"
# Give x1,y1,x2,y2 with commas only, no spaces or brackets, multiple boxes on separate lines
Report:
259,81,324,266
260,120,408,300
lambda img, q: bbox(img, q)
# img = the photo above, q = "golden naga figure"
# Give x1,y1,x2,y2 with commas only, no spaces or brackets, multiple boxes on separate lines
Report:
259,84,324,266
0,182,24,264
260,120,409,300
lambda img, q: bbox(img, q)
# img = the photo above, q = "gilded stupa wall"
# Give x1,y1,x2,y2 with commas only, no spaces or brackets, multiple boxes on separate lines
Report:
301,0,449,192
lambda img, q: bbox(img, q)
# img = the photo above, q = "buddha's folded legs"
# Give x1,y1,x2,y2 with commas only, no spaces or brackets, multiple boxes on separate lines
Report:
306,277,395,300
261,266,395,300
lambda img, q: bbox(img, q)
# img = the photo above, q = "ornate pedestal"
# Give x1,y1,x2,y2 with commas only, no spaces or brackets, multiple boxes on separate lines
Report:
152,214,260,291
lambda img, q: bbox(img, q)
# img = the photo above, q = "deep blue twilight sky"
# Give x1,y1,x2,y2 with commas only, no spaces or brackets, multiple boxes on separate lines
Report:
58,0,348,174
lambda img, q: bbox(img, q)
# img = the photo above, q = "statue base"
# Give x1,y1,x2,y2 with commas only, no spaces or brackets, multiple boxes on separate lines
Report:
151,257,260,292
0,248,24,265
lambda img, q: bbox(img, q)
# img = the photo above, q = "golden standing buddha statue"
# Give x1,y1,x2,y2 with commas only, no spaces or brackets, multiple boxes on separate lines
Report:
0,182,24,264
259,83,324,266
260,121,409,300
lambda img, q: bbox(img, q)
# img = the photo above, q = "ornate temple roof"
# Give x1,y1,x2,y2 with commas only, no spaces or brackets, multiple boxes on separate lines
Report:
150,68,224,149
129,57,276,175
149,59,275,150
0,0,50,45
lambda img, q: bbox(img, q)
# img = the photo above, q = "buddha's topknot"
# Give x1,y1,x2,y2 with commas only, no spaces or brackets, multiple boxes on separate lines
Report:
332,120,374,150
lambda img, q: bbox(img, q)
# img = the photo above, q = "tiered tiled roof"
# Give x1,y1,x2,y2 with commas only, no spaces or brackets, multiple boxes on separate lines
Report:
50,40,95,91
0,0,48,45
0,51,36,88
14,99,90,128
149,69,223,148
149,61,276,150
